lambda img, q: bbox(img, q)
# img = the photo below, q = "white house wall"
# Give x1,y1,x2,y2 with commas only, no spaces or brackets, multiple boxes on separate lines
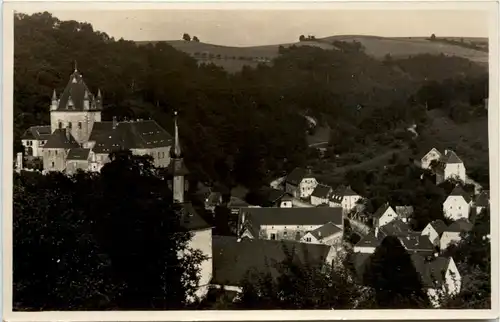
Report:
377,207,398,228
421,225,440,247
260,224,323,241
443,196,470,221
444,163,466,182
353,246,376,254
440,231,461,251
187,228,213,299
299,178,318,198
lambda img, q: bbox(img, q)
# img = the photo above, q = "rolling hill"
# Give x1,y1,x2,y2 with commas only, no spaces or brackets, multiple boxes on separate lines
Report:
137,35,488,72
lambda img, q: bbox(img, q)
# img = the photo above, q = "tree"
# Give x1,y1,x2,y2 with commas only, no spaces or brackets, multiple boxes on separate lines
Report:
299,35,305,42
430,33,436,40
192,36,200,42
13,151,206,310
182,33,191,41
363,236,430,308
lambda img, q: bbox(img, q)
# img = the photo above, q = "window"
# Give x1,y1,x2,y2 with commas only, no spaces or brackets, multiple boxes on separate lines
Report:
51,162,55,168
68,122,72,129
270,233,276,240
283,231,287,237
55,150,58,156
306,237,311,242
58,122,62,129
78,122,82,129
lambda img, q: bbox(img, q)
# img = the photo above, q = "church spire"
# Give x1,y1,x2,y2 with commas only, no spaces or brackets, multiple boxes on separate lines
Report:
52,89,57,101
74,60,78,73
173,110,182,158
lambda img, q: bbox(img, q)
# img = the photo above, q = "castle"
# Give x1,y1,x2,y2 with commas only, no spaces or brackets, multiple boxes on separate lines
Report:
20,66,213,300
21,67,172,173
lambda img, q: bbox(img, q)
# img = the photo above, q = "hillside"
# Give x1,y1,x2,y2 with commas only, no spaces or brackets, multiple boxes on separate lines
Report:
137,35,488,72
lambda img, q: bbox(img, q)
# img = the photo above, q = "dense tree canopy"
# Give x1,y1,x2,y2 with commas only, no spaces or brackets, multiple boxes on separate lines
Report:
13,151,205,310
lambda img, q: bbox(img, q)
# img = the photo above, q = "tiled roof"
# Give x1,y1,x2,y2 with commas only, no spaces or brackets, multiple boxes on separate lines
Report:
21,125,52,140
311,184,332,199
355,232,381,248
67,148,91,161
56,70,101,111
43,129,80,149
212,236,331,287
285,167,312,186
178,202,211,231
88,122,113,141
379,219,411,237
428,219,448,236
395,206,414,219
411,254,451,288
92,120,173,154
399,235,435,255
475,191,490,207
373,203,392,219
441,150,463,165
448,185,472,203
445,218,473,233
239,206,343,228
420,148,443,161
309,222,343,240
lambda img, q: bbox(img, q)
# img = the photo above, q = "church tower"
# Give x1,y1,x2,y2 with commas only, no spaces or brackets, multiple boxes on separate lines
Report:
170,111,189,204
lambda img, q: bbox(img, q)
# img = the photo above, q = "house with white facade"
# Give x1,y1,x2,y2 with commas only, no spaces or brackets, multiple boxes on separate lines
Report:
421,219,448,247
435,150,467,184
284,167,318,199
310,184,333,206
443,185,473,221
329,185,362,214
419,148,443,170
353,232,381,254
211,236,337,293
372,203,399,232
21,125,52,157
237,206,343,242
411,254,461,308
300,222,343,246
440,219,473,251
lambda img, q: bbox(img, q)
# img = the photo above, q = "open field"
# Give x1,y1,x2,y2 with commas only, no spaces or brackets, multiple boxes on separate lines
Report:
137,36,488,72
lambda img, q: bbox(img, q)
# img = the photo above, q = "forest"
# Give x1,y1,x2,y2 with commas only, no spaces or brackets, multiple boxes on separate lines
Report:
12,12,491,310
14,12,488,191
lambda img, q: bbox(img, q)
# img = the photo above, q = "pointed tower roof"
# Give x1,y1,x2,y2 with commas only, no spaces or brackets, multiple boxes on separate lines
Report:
52,89,57,100
55,66,99,111
168,110,189,176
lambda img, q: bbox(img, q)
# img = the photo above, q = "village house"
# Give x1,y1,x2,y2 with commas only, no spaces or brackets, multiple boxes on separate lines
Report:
372,203,399,233
284,167,318,199
474,190,490,214
22,67,173,173
435,150,467,184
310,184,333,206
411,254,461,308
300,222,343,246
21,125,52,157
329,185,363,214
237,206,343,242
421,219,448,247
211,236,338,293
442,185,473,221
353,232,381,254
419,147,443,170
440,219,473,251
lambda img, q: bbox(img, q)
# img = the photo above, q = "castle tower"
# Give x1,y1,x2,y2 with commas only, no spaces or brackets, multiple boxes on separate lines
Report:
49,64,102,144
169,111,189,204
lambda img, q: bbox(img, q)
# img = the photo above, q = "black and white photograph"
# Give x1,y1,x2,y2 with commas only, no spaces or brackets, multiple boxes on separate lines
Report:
2,1,498,320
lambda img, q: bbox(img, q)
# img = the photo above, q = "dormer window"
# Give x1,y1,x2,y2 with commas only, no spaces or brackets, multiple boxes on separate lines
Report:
78,122,82,129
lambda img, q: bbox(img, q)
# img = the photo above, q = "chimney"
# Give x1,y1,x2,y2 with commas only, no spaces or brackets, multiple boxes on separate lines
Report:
112,116,118,129
65,126,71,141
16,152,23,172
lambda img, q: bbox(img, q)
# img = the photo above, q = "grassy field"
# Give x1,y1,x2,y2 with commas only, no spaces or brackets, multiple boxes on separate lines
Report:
137,35,488,73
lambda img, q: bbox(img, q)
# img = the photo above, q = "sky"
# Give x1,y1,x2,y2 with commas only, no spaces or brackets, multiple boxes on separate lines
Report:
17,8,489,47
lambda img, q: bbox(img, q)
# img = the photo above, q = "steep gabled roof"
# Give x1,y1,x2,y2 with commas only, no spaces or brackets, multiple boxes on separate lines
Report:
66,148,91,161
43,129,80,149
311,184,332,199
309,222,343,241
373,203,393,219
428,219,448,236
475,190,490,207
21,125,52,140
442,150,463,165
212,236,332,287
420,147,443,161
285,167,313,186
445,218,473,233
448,185,472,203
